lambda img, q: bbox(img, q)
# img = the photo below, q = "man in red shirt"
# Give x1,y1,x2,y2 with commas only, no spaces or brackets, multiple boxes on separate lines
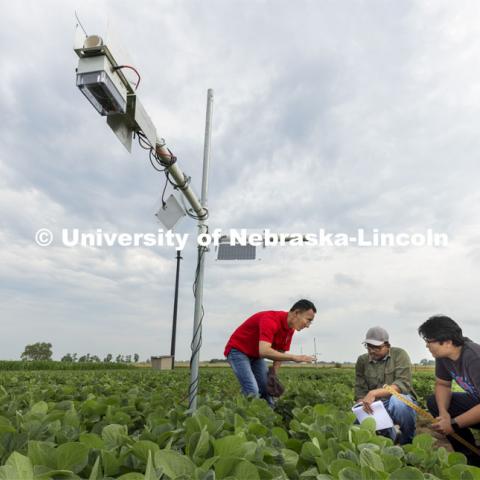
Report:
224,299,316,405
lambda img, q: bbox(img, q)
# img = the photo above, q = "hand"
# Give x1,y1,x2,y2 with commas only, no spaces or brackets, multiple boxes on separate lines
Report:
362,391,377,414
431,413,454,436
293,355,315,363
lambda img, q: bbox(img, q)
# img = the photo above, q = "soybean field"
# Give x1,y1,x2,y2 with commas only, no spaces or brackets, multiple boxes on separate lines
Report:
0,367,478,479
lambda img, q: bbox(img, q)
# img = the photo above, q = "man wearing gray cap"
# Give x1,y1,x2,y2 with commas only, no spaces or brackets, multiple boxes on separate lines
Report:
355,326,417,445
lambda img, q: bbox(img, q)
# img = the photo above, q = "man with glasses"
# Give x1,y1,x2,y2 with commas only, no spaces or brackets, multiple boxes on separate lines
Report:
355,326,417,445
418,316,480,467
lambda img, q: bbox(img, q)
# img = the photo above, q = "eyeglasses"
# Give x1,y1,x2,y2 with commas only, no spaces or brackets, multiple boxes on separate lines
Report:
363,343,387,351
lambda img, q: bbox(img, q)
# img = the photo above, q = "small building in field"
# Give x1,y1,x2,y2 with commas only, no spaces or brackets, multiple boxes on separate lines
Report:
150,355,174,370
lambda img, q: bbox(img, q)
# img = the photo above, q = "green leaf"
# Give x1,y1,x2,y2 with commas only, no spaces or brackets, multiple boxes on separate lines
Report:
144,451,157,480
405,447,427,466
154,450,195,479
412,433,436,450
101,450,121,477
272,427,288,444
389,467,424,480
64,409,80,429
436,446,449,465
117,474,145,480
338,467,363,480
79,433,104,450
448,452,468,466
380,453,402,473
30,401,48,416
285,438,304,453
300,441,322,463
350,427,372,445
359,417,377,433
28,441,56,468
359,448,384,471
0,415,15,434
248,421,269,436
382,446,404,459
56,442,89,474
0,452,34,480
32,467,81,480
192,427,210,465
360,466,387,480
88,456,103,480
299,466,320,479
199,456,219,473
102,424,128,450
233,413,245,433
233,460,260,480
281,448,299,478
132,440,161,463
329,459,358,476
214,456,242,479
213,434,246,457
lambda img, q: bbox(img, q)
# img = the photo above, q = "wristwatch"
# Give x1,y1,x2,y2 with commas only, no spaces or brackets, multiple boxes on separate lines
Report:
450,417,458,426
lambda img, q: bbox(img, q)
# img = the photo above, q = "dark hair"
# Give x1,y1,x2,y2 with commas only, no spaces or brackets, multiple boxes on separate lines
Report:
290,299,316,313
418,315,465,346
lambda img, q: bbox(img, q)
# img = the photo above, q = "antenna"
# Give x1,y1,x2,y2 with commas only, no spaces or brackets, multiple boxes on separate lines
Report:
74,11,88,37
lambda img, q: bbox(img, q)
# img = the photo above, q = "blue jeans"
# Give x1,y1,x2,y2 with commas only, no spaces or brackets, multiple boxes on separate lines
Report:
227,348,273,406
378,394,417,445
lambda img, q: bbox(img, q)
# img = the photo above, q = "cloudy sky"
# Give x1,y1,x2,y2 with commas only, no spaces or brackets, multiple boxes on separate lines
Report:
2,0,480,364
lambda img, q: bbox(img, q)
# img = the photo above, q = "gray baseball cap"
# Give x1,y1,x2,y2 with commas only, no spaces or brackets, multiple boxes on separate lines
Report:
364,326,389,346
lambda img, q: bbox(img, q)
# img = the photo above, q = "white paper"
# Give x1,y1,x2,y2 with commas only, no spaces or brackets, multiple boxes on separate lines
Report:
352,400,394,430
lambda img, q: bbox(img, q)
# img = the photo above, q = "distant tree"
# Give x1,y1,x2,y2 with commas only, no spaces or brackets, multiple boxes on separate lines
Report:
133,353,139,363
125,355,132,363
90,355,101,363
72,353,78,362
104,353,113,363
115,354,123,363
419,358,434,366
78,355,87,362
21,342,53,361
61,353,74,362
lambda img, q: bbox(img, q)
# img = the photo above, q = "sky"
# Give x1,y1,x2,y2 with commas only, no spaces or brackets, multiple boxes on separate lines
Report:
1,0,480,364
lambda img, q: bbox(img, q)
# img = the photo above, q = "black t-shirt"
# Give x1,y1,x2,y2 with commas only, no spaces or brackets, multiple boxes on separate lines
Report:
436,341,480,402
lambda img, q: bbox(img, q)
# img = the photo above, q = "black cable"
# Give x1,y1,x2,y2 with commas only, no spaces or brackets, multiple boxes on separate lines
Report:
187,242,207,410
185,207,209,221
160,174,169,209
156,148,178,168
135,130,208,223
149,149,166,173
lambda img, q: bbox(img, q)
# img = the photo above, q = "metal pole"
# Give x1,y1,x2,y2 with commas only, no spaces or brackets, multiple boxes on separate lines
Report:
189,89,214,410
170,250,182,368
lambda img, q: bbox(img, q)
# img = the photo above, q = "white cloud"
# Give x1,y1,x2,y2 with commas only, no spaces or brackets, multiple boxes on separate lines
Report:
1,1,479,364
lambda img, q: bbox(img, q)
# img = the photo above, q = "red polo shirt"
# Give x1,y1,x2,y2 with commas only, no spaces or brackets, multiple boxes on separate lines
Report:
224,310,295,358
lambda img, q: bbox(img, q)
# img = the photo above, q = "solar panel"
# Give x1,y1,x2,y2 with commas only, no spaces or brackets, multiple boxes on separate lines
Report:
217,243,256,260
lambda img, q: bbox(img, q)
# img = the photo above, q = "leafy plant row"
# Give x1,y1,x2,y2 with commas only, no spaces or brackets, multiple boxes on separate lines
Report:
0,361,137,371
0,368,477,479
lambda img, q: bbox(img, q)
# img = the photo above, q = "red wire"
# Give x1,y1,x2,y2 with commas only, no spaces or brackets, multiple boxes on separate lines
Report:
114,65,141,90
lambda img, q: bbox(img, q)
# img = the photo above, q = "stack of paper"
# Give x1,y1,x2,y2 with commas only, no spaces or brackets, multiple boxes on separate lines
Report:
352,401,394,430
